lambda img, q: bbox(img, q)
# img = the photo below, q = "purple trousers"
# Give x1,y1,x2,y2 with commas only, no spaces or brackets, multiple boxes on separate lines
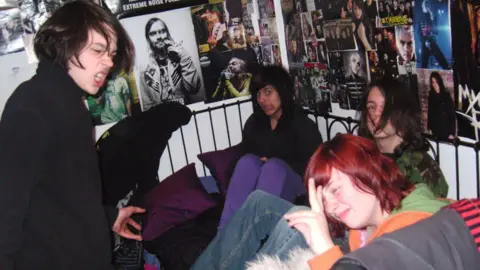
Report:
218,154,305,229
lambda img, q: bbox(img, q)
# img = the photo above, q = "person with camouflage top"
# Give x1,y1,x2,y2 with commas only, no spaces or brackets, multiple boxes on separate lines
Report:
358,77,449,197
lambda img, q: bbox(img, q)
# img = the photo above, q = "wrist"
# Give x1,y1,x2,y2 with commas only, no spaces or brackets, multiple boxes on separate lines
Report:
311,237,335,255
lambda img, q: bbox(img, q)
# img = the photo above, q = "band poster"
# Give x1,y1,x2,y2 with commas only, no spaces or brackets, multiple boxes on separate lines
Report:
451,0,480,141
191,0,277,103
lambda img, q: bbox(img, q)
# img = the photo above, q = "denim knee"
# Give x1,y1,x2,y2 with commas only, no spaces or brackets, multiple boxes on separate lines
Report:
245,190,271,205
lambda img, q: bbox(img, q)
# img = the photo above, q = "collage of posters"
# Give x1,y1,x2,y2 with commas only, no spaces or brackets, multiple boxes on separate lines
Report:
190,0,275,103
413,0,454,140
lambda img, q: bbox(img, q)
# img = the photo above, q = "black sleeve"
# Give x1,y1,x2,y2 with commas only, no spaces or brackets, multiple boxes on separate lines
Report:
240,115,256,155
0,110,48,270
446,94,457,136
285,115,323,175
104,206,119,229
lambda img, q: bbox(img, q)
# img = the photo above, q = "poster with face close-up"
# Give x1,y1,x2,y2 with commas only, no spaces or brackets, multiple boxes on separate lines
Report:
120,8,206,111
343,50,367,110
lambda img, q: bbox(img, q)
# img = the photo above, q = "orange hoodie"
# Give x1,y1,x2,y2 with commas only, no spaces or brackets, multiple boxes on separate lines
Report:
307,184,450,270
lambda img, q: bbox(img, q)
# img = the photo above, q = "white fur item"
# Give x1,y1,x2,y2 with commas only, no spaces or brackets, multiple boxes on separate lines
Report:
245,247,316,270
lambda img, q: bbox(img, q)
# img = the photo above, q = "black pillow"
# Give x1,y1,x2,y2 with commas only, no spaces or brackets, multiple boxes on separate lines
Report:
96,102,192,206
143,195,224,270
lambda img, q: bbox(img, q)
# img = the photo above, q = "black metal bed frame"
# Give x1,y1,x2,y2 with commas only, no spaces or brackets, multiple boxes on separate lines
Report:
162,99,480,200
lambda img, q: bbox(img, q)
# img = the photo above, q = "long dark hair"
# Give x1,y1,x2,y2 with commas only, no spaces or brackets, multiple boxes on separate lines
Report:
250,65,297,127
34,0,134,74
429,71,447,94
358,77,426,152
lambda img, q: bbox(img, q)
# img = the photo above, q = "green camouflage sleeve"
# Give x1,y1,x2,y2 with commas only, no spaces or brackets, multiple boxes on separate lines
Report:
396,151,449,198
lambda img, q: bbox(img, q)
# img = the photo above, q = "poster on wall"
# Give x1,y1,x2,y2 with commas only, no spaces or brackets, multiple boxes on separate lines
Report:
323,19,357,52
103,0,207,19
204,49,258,103
85,71,142,125
18,0,68,63
417,68,456,140
451,0,480,140
377,0,414,27
291,65,332,113
352,0,376,51
120,8,206,111
322,0,350,20
0,8,24,56
343,49,367,110
395,25,416,75
191,3,229,54
374,27,398,79
413,0,452,70
190,0,264,103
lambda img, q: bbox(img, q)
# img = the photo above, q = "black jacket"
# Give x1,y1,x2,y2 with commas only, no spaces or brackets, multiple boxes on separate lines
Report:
428,91,456,140
241,106,323,175
0,61,116,270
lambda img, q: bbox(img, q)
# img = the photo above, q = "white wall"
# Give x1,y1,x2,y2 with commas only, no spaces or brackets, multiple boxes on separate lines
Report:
1,0,479,200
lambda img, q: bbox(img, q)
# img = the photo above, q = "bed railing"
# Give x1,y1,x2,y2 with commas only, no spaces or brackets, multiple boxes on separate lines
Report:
158,99,480,200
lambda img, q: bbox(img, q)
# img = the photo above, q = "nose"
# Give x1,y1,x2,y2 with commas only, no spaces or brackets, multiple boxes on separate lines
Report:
103,53,114,68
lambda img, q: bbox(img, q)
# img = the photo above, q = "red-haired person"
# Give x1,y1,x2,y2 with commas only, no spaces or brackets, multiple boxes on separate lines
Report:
192,134,449,270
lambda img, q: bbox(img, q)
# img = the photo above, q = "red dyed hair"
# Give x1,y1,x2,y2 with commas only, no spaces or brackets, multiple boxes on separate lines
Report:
304,134,413,214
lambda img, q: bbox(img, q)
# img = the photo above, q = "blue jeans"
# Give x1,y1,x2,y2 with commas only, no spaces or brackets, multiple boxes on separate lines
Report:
192,190,309,270
218,154,305,229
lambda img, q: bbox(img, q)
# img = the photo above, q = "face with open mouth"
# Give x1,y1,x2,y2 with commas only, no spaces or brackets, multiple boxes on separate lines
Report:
68,28,117,95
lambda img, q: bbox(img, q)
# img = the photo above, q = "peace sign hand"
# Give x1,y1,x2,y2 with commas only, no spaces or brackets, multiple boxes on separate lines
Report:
284,178,334,255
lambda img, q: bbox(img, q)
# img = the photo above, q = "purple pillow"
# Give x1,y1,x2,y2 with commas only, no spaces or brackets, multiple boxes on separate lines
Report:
197,144,243,195
142,163,217,241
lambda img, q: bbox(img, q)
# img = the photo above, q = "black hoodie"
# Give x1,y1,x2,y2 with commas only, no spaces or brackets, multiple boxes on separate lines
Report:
241,105,323,175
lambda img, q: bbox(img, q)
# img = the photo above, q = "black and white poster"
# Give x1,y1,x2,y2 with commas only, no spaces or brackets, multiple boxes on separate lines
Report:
343,50,367,110
120,8,205,111
0,8,24,56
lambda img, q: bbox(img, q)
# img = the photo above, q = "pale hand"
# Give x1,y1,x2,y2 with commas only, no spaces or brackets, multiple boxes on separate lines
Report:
260,156,268,162
284,178,334,255
113,206,146,241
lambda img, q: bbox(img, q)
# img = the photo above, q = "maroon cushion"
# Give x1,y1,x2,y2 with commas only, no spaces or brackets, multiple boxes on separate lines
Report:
197,144,243,195
142,163,216,241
